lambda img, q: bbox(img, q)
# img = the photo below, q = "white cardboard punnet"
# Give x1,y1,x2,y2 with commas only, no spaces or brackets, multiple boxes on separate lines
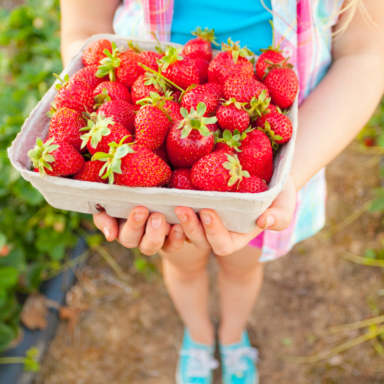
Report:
8,34,297,233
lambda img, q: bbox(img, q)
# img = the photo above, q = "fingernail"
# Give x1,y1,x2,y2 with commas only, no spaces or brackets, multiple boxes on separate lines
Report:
103,226,110,240
151,217,162,229
265,215,275,229
201,213,211,225
178,214,188,223
174,229,184,239
134,211,146,221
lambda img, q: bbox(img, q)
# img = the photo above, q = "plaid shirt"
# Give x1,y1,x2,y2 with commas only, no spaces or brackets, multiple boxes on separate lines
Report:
113,0,344,261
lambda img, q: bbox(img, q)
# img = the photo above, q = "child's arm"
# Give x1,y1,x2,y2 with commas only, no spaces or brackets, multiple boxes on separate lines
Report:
60,0,120,66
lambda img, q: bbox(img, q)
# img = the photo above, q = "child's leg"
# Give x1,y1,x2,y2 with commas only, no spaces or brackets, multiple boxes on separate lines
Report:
215,246,263,345
159,242,214,345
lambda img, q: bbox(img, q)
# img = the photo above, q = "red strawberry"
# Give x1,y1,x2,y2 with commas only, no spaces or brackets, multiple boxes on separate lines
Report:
236,175,268,193
201,82,224,100
71,65,108,90
191,152,249,191
181,85,219,117
263,67,298,109
210,123,222,140
223,76,269,108
159,46,199,90
153,141,170,164
131,73,170,105
93,81,131,106
54,74,93,113
97,100,136,134
169,169,198,190
127,40,163,71
80,113,132,155
192,58,209,84
96,42,145,88
182,27,218,62
83,39,112,67
238,129,274,183
73,160,108,183
134,92,174,150
214,129,243,154
208,38,254,84
48,107,87,152
93,138,171,187
161,94,183,121
167,102,216,168
28,137,84,176
256,51,286,81
254,111,293,145
216,99,249,133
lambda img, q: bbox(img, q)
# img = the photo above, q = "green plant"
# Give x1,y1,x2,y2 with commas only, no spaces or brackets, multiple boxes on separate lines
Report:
0,0,92,352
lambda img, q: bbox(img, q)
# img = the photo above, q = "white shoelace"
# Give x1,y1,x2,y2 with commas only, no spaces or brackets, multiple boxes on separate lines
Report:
223,347,259,376
179,348,219,378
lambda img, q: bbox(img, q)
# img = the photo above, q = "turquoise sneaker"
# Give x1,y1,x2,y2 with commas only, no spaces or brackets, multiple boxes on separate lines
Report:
219,331,259,384
176,329,219,384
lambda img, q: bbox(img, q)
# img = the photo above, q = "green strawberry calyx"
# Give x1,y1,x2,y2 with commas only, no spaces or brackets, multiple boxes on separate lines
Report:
262,58,294,80
223,154,250,187
96,42,121,81
80,113,115,150
92,135,135,184
178,102,217,139
247,90,272,120
93,88,112,109
46,102,57,118
143,70,171,94
53,73,70,91
221,38,254,64
260,21,282,54
257,120,282,152
222,98,247,110
137,91,174,123
158,46,184,70
216,129,246,152
127,40,142,53
191,27,219,46
28,137,60,176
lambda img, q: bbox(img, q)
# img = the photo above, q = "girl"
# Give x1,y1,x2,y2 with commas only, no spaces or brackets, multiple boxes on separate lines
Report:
61,1,384,383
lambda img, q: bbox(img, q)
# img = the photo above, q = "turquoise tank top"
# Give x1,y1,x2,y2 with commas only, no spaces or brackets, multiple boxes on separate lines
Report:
171,0,272,54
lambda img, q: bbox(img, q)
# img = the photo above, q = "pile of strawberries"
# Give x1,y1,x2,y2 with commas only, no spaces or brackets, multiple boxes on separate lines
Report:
28,27,298,194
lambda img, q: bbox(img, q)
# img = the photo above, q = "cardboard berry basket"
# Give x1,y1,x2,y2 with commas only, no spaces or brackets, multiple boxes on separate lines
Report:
8,33,297,234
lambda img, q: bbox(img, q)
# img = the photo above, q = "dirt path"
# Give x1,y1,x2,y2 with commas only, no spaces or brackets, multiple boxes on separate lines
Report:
36,143,384,384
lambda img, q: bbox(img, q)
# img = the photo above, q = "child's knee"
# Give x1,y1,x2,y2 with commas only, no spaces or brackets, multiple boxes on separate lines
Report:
219,261,263,284
162,257,208,282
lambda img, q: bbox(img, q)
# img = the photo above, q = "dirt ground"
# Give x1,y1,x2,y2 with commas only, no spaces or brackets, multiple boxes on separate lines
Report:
35,143,384,384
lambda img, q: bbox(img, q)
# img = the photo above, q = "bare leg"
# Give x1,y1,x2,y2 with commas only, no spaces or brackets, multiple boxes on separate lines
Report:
216,245,263,345
159,242,214,345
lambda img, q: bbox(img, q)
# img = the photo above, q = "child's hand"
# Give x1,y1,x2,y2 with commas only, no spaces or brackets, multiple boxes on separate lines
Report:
93,207,186,255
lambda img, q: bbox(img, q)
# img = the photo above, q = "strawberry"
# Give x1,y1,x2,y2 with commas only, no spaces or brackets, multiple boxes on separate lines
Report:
192,58,209,84
80,113,132,155
223,76,269,108
54,74,93,113
97,100,136,134
191,152,249,192
158,46,199,90
160,93,183,121
236,175,268,193
263,67,298,109
181,84,219,117
256,51,286,81
127,40,163,71
134,92,174,150
93,137,171,187
208,38,254,84
131,72,171,105
238,129,274,183
246,89,272,121
28,137,84,177
254,111,293,145
73,160,108,183
169,169,198,190
93,81,131,107
167,103,216,168
214,129,244,154
83,39,112,67
96,42,145,88
153,142,170,164
216,98,250,133
48,107,87,152
71,65,108,90
182,27,218,62
201,82,224,100
210,123,222,140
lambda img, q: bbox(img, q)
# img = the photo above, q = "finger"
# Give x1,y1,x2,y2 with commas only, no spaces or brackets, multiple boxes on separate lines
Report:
139,213,171,255
162,224,186,253
93,211,119,241
117,207,149,248
257,179,297,231
175,207,211,250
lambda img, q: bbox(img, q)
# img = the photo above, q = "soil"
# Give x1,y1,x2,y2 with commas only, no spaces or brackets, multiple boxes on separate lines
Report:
35,143,384,384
